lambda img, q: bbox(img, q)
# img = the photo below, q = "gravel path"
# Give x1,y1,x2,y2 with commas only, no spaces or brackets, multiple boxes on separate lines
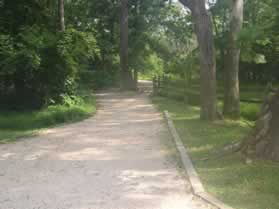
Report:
0,86,212,209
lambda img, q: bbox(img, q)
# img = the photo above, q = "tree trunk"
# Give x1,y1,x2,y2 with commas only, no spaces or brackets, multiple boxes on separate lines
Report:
180,0,218,120
47,0,51,9
241,88,279,161
133,69,138,90
120,0,135,90
223,0,243,119
58,0,65,32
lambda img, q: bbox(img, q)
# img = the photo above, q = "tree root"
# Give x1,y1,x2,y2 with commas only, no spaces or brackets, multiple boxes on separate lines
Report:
198,141,243,161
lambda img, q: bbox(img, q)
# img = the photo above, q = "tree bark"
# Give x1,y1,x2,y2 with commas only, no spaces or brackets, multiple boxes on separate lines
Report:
120,0,135,90
180,0,218,120
241,88,279,161
223,0,243,119
58,0,65,32
133,69,138,89
47,0,51,9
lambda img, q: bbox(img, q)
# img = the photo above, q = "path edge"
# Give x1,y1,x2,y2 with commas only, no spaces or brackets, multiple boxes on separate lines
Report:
163,110,234,209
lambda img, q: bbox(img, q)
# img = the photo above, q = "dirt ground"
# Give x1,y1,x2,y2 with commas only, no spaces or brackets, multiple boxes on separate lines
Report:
0,83,212,209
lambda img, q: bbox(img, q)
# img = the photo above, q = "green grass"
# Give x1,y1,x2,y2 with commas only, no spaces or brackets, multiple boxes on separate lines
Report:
0,92,96,143
158,81,263,121
153,96,279,209
163,80,267,103
217,100,261,121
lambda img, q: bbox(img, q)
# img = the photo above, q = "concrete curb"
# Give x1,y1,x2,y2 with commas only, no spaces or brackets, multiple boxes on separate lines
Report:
163,111,234,209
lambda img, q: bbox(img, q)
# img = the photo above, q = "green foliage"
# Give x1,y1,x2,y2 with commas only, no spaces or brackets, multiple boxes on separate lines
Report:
138,2,199,81
239,26,268,64
80,67,119,89
0,92,96,143
210,0,279,82
0,26,99,109
0,0,100,110
156,77,262,121
143,53,164,77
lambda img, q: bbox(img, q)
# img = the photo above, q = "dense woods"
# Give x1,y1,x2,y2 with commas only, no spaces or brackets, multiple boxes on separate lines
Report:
0,1,279,156
0,0,99,109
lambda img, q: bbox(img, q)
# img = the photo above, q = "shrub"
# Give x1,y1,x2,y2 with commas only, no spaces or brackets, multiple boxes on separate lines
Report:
0,26,99,110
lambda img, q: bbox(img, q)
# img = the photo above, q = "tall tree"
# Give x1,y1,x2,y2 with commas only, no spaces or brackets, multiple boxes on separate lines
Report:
241,87,279,161
58,0,65,31
239,0,279,162
223,0,243,118
179,0,218,120
120,0,135,90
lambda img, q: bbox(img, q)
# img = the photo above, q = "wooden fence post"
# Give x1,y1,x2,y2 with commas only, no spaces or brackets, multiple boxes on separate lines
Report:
153,77,158,95
165,75,170,97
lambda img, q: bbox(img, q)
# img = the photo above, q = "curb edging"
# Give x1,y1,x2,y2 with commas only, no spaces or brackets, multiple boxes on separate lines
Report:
163,110,234,209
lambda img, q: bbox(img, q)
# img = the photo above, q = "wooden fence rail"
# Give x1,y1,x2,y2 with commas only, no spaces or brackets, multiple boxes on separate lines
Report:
153,75,262,105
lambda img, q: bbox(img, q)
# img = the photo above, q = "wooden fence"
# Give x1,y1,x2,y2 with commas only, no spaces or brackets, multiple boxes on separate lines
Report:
153,75,198,104
152,75,262,105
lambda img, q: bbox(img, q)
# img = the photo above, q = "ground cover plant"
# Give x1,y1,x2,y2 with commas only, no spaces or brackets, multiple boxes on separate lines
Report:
153,96,279,209
0,92,96,143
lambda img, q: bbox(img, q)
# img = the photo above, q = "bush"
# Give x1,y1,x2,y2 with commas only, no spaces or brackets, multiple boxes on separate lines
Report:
80,69,119,90
0,93,96,130
0,26,99,110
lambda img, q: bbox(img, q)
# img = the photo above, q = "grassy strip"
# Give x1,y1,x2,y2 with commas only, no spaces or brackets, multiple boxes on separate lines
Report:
160,88,261,121
157,79,267,102
0,92,96,143
157,81,262,121
153,96,279,209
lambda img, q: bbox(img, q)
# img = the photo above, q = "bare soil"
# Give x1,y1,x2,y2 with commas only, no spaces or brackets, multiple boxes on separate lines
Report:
0,84,212,209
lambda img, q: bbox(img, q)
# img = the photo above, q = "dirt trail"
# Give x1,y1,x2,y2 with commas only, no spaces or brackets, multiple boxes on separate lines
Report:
0,83,212,209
